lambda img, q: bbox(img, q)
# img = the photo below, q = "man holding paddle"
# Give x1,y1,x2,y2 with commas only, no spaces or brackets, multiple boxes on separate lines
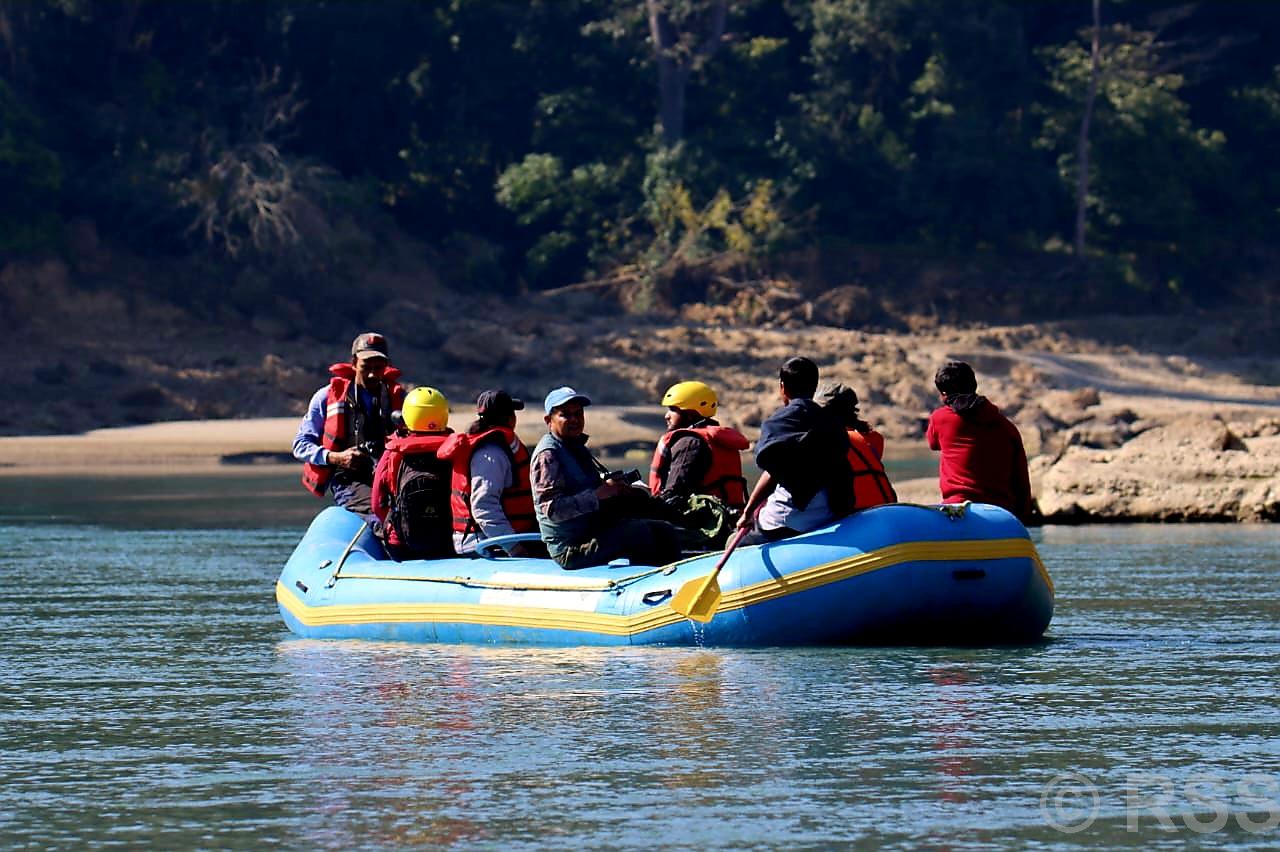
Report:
736,357,855,545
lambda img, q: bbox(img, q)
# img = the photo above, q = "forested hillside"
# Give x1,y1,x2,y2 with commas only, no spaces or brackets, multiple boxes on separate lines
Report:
2,0,1278,332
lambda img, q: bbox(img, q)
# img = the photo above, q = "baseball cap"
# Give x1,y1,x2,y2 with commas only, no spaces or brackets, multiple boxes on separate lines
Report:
351,332,389,360
543,386,592,414
477,389,525,420
815,381,859,415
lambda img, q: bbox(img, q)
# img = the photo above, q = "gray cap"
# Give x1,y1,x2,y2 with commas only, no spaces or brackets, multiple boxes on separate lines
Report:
815,381,859,416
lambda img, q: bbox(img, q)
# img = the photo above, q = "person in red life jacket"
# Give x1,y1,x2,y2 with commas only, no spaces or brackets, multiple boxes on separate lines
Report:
648,380,749,510
292,332,406,514
926,360,1034,522
371,386,456,561
438,389,544,558
815,381,897,509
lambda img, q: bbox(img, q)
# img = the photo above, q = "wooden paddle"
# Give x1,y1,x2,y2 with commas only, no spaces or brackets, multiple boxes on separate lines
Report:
671,526,750,623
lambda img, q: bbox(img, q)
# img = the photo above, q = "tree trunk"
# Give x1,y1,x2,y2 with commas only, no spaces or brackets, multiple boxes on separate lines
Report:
1074,0,1102,258
646,0,727,148
655,58,687,146
0,1,21,79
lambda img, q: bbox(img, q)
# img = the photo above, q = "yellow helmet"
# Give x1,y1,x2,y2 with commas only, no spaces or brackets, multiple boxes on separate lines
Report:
661,381,717,418
402,386,450,432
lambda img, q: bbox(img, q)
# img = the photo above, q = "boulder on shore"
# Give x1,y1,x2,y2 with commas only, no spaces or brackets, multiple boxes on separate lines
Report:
1032,415,1280,522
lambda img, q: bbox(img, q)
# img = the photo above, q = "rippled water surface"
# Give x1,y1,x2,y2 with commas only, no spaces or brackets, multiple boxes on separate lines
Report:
2,473,1278,848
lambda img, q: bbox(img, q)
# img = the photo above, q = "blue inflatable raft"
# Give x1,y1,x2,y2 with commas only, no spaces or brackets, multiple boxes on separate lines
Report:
275,503,1053,646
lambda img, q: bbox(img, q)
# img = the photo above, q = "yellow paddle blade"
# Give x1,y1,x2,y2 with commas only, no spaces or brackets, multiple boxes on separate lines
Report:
671,573,722,623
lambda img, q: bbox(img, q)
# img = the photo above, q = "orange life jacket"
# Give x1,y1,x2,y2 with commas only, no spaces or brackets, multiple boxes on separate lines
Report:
648,424,750,509
846,428,896,508
301,363,405,497
438,427,537,536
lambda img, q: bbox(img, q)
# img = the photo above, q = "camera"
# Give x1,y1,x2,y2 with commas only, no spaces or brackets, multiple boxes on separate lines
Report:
605,469,642,485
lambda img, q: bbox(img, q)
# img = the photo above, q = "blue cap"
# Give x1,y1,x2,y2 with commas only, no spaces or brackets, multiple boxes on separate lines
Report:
544,386,592,414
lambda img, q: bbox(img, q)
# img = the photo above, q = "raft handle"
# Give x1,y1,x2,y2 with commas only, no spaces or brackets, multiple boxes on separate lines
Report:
475,532,546,559
642,589,673,606
951,568,986,581
295,580,309,594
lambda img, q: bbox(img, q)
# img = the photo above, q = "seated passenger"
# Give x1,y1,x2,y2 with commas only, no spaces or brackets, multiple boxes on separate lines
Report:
438,389,544,557
649,380,749,510
530,386,683,570
737,357,855,545
371,387,455,561
926,360,1033,521
816,381,897,509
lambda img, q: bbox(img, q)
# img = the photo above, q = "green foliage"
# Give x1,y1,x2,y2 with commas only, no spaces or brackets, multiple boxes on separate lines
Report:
2,0,1278,308
642,146,787,267
0,80,62,252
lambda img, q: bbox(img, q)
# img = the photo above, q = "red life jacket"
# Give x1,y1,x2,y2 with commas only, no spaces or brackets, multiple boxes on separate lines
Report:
846,428,896,508
301,363,405,497
372,432,452,551
438,427,537,536
648,424,750,509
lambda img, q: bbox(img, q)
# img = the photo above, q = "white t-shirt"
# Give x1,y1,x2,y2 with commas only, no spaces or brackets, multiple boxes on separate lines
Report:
757,484,834,533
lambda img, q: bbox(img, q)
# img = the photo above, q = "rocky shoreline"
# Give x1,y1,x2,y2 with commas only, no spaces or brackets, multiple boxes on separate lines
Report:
6,262,1280,522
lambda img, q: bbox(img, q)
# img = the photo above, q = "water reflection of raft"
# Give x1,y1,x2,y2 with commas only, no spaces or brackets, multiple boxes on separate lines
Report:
275,504,1053,646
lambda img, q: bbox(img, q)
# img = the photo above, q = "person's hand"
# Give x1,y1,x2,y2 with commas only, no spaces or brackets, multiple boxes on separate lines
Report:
735,510,755,532
595,480,632,501
328,447,367,469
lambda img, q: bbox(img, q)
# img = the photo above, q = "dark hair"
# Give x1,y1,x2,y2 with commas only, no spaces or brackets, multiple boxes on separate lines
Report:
934,360,977,396
467,413,506,435
779,356,819,398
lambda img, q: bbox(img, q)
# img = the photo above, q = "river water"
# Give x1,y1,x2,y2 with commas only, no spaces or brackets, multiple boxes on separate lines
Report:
2,470,1278,848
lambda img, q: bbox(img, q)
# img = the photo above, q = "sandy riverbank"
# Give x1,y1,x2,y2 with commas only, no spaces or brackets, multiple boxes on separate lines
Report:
5,304,1280,518
0,408,714,475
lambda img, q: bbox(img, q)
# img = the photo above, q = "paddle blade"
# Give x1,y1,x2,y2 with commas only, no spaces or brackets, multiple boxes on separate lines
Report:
671,573,722,623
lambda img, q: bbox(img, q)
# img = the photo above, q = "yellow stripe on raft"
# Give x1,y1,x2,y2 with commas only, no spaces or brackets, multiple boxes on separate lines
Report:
277,537,1052,635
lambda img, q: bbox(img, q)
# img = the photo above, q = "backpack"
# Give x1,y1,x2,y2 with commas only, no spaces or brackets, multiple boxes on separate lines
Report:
391,451,455,559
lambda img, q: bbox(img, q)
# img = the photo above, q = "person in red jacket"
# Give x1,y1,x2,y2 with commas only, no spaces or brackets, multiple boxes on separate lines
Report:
925,361,1033,522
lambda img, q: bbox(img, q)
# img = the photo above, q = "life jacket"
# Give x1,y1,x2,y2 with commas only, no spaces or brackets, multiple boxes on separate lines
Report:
438,427,537,537
648,424,750,509
380,433,454,559
301,363,405,497
846,428,896,509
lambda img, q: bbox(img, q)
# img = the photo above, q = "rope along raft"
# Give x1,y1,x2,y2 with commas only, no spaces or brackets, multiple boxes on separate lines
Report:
332,565,670,593
331,503,973,594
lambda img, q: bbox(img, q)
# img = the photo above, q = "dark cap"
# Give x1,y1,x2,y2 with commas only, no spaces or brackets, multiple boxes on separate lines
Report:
476,389,524,420
351,332,389,360
815,381,859,416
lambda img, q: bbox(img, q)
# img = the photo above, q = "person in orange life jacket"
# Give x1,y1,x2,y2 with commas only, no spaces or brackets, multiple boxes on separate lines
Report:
437,389,544,558
292,332,406,515
736,357,855,546
648,380,750,510
371,386,456,561
926,360,1034,522
815,381,897,509
530,387,683,570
